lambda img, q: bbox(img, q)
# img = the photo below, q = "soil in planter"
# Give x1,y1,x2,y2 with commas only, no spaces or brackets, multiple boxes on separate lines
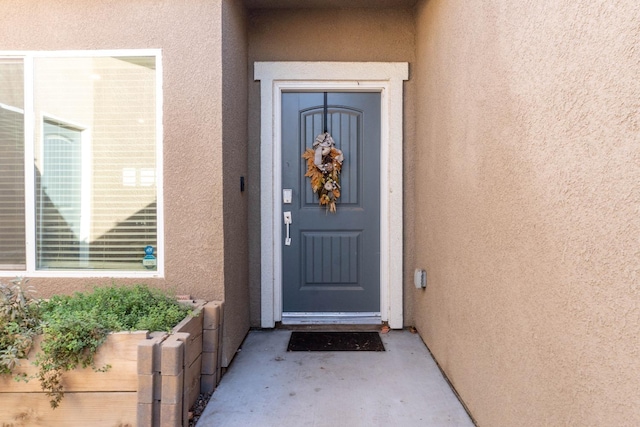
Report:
189,392,212,426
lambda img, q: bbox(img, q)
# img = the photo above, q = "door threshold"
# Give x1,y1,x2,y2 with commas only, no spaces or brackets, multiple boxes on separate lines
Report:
281,312,382,325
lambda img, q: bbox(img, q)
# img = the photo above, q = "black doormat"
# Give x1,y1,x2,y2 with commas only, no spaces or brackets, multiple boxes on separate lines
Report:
287,331,385,352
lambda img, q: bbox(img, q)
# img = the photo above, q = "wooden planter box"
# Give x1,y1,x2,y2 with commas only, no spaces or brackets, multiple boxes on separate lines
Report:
0,300,223,427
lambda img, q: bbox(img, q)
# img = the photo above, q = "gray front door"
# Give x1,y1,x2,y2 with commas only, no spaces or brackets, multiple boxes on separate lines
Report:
281,92,381,313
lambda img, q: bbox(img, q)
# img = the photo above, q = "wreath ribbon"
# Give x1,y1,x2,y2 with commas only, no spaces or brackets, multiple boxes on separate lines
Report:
302,132,344,213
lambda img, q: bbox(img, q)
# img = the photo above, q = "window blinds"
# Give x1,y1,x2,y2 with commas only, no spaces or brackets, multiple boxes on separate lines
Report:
0,59,26,269
33,56,158,271
0,55,158,272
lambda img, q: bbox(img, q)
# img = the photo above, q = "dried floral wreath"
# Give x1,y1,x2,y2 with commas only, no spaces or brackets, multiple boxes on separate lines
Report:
302,132,344,213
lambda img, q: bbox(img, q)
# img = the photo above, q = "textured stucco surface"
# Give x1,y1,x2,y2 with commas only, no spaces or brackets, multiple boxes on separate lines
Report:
0,0,250,358
246,7,417,327
221,0,250,366
413,0,640,425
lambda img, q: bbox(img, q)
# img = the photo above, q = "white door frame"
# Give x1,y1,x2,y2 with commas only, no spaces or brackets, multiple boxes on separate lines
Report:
254,62,408,329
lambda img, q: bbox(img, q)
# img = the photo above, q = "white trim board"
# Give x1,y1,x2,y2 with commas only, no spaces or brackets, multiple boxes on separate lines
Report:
254,61,408,329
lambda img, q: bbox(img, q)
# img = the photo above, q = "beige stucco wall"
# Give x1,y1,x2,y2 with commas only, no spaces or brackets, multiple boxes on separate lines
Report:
0,1,250,362
413,0,640,425
220,0,250,366
246,6,417,326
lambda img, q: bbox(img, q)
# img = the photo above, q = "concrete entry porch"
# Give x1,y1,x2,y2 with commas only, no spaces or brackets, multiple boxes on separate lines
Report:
196,329,474,426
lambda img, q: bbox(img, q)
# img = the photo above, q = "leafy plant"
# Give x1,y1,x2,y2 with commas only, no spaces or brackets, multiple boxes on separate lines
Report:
1,282,191,408
0,278,41,376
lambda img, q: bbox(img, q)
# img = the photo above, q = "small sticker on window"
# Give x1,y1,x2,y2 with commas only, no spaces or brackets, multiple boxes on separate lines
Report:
143,245,156,269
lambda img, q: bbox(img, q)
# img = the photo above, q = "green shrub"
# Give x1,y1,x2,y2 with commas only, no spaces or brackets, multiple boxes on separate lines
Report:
0,282,191,408
0,278,41,375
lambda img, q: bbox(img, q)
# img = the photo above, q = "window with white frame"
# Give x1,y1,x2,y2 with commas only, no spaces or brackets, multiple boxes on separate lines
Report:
0,52,162,275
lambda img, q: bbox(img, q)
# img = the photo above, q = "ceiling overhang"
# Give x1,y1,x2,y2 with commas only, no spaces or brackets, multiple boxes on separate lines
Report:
244,0,417,9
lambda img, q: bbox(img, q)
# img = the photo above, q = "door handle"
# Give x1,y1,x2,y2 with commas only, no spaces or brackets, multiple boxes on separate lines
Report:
283,211,292,246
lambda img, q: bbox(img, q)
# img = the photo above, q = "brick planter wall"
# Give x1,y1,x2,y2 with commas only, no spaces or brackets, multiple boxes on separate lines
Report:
138,300,224,427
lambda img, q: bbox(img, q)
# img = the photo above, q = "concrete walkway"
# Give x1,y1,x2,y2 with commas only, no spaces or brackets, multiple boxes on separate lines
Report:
196,329,475,427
